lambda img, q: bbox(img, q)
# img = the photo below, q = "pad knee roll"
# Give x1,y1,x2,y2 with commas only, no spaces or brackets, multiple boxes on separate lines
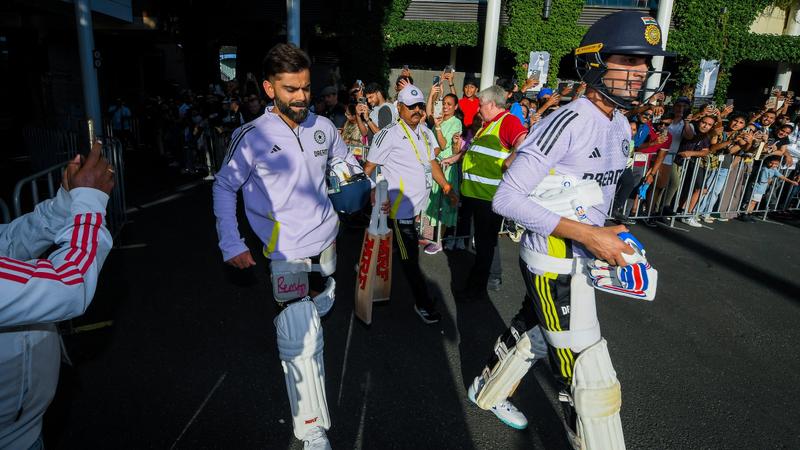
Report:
275,301,331,440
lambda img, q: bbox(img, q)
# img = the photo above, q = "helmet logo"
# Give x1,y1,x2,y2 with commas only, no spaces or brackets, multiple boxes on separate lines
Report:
645,25,661,46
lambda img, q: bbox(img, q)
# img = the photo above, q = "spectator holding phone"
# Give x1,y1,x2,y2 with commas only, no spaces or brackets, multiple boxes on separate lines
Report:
342,104,365,146
0,141,114,449
698,113,750,222
677,114,716,227
650,98,695,216
356,82,397,141
424,93,463,253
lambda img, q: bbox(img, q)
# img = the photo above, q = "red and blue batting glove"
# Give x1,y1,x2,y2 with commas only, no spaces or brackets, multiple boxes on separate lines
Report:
588,232,658,301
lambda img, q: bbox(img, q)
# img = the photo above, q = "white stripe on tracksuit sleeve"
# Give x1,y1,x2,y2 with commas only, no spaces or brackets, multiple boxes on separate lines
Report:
0,187,112,327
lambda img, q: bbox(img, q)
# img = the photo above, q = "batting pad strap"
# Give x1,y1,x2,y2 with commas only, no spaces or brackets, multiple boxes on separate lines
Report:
543,324,601,350
312,277,335,317
311,242,337,276
275,301,331,440
572,339,625,450
520,246,574,274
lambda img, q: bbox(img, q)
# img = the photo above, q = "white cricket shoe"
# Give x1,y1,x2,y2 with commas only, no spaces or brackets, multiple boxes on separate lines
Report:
303,426,331,450
467,376,528,430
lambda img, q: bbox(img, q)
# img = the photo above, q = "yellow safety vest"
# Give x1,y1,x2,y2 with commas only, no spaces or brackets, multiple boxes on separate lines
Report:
461,112,514,201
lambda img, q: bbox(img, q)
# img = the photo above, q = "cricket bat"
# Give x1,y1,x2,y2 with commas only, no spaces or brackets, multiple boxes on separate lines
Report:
355,180,392,324
372,181,392,303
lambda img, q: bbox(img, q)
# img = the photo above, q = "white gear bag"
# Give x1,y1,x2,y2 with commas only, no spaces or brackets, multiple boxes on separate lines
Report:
571,339,625,450
275,300,331,440
271,242,337,316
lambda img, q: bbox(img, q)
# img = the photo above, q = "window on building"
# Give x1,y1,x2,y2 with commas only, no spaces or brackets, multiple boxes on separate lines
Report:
584,0,657,8
219,45,237,82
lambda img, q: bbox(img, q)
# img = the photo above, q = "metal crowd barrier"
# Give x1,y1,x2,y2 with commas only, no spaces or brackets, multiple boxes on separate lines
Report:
11,137,128,236
614,150,799,226
22,127,81,171
0,198,10,224
199,128,233,179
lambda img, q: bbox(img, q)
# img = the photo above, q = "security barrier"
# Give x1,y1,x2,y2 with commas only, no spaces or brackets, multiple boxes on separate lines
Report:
11,137,127,236
614,150,798,226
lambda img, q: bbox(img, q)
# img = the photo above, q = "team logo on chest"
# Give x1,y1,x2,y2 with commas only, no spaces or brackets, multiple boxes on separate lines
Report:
314,130,326,144
621,139,630,157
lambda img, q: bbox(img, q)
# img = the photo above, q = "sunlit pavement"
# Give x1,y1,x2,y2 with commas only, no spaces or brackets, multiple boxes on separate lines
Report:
45,178,800,449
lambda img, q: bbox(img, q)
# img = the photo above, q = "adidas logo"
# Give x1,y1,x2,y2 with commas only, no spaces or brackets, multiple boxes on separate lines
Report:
589,147,601,158
270,145,283,153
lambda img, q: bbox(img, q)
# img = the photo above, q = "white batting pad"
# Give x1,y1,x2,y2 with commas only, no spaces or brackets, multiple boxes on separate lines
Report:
572,339,625,450
275,301,330,440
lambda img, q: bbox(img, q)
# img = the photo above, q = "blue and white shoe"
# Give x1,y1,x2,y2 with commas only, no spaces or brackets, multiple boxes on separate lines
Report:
467,376,528,430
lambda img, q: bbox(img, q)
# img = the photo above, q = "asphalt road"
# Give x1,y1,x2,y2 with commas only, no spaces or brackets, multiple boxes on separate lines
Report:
45,182,800,449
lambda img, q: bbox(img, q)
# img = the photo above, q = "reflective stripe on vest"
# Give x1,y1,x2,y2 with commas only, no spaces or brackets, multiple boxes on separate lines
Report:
462,113,513,201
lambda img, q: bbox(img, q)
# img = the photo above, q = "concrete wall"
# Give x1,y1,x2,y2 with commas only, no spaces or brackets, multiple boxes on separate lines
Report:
386,68,489,100
750,5,788,35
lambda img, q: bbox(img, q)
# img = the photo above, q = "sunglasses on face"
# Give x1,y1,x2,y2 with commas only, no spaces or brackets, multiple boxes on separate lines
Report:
642,113,653,118
406,102,425,110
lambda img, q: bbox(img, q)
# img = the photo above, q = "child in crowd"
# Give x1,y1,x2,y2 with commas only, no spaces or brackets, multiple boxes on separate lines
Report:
744,155,798,218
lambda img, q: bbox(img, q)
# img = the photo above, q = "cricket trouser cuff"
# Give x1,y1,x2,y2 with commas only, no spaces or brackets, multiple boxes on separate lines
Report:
275,300,331,440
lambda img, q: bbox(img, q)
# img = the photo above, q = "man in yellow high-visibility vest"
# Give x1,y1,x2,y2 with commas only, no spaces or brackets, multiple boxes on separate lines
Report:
455,85,527,303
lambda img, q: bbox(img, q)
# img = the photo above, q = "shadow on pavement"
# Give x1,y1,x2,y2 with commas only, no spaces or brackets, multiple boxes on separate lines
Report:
654,225,800,303
445,247,572,449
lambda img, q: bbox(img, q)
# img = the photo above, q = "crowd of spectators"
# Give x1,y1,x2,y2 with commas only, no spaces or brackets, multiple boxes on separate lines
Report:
119,65,800,234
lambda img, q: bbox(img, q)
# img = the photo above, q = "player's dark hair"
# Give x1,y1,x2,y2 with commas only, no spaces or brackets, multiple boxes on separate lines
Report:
764,155,781,165
262,43,311,80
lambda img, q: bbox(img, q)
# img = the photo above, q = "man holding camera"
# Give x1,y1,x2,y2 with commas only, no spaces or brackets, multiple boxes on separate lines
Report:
355,82,397,142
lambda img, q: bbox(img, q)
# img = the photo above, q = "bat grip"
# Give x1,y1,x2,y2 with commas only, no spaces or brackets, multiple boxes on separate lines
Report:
376,180,390,234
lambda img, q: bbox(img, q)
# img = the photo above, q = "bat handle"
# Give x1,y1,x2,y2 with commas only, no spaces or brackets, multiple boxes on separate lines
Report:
376,180,390,234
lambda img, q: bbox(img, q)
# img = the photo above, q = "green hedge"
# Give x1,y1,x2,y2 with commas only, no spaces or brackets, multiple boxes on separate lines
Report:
382,0,586,86
374,0,800,101
502,0,586,86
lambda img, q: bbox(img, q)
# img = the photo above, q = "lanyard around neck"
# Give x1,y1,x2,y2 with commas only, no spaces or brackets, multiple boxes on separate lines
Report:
398,119,431,165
